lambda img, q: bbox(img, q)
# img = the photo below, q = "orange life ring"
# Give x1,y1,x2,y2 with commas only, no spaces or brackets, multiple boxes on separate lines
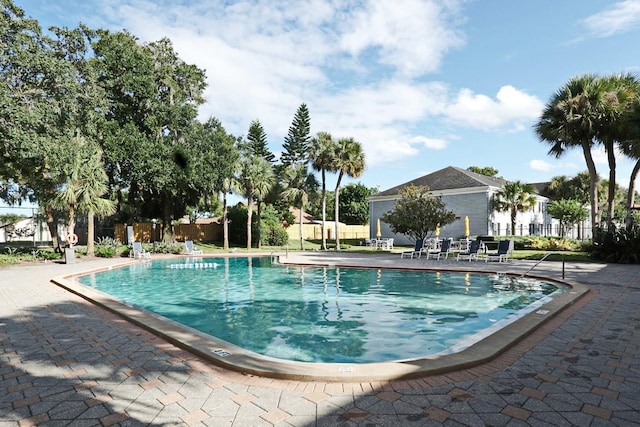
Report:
66,233,78,245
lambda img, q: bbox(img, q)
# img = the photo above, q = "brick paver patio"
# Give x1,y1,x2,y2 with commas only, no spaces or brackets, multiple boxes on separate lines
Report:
1,254,639,426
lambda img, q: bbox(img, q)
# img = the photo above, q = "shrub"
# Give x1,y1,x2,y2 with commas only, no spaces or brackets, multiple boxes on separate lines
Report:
95,237,121,258
591,226,640,263
260,205,289,246
150,242,184,254
515,236,581,251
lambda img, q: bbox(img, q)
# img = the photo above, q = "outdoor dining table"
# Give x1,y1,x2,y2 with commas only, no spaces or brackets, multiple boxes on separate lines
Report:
371,238,393,250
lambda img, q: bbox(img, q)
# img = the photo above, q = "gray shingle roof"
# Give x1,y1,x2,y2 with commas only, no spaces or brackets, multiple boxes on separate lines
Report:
376,166,508,196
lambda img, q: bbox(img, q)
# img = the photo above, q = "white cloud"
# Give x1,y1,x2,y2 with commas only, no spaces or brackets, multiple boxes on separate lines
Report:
64,1,539,174
590,146,609,166
339,0,466,77
444,86,544,131
529,160,555,172
411,136,448,150
581,0,640,38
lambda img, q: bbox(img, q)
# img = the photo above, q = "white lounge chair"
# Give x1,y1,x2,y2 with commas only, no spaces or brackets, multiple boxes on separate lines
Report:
131,241,151,259
185,240,203,256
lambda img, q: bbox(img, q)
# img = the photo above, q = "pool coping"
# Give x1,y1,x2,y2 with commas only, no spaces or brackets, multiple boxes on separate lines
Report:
50,254,590,383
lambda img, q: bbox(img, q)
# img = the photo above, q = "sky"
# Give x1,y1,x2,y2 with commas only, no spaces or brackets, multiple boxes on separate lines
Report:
9,0,640,199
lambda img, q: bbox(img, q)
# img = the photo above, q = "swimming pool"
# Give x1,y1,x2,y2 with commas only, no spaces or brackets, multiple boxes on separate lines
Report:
76,256,566,364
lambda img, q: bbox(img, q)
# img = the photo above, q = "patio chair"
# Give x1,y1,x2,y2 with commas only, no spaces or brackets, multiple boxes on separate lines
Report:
456,239,481,262
400,238,423,259
485,239,513,262
417,238,438,258
185,240,203,256
131,241,151,259
425,238,452,260
378,238,394,250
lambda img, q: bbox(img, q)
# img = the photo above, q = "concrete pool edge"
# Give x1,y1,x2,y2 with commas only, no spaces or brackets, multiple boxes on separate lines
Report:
50,256,591,383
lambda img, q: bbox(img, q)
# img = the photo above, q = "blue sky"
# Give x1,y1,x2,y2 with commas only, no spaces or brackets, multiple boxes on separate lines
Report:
11,0,640,196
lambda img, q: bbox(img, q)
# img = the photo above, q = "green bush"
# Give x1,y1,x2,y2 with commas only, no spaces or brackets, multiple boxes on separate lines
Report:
95,237,121,258
514,236,581,251
259,205,289,246
95,246,116,258
591,226,640,263
150,242,184,254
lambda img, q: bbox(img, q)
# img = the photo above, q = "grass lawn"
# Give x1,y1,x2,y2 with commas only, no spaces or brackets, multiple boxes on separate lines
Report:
1,240,594,267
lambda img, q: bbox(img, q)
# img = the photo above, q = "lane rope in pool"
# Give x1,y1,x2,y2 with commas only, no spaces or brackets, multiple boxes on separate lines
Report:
169,263,219,269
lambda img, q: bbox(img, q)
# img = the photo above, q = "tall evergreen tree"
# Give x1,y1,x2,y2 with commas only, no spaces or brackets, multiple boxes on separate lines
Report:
281,103,311,167
246,119,275,162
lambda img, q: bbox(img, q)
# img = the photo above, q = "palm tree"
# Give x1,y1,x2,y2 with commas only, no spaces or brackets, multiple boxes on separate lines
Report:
620,98,640,228
308,131,336,250
50,133,115,256
221,174,238,250
238,155,274,249
331,137,365,250
281,164,318,250
595,74,639,230
535,74,609,238
492,181,537,236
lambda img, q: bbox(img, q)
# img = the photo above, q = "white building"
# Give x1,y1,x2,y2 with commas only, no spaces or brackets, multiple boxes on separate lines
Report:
368,166,573,246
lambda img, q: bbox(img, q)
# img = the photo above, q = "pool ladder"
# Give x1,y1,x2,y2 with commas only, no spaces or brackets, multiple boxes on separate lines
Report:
521,252,565,279
271,246,288,264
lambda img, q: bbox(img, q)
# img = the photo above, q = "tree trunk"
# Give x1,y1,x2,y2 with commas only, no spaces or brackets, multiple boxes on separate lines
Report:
510,208,517,237
581,141,600,239
162,193,175,243
299,205,304,250
223,192,229,250
246,194,253,250
67,203,76,247
44,206,61,252
334,172,344,250
257,200,262,249
320,169,327,250
606,139,616,231
625,159,640,229
86,211,95,256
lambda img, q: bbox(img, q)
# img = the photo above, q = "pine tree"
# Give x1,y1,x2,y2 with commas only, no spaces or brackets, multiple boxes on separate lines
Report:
281,103,311,166
246,119,275,162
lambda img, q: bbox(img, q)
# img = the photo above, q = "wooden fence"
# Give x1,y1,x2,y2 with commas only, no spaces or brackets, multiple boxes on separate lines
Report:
115,223,222,244
116,222,369,244
285,224,370,241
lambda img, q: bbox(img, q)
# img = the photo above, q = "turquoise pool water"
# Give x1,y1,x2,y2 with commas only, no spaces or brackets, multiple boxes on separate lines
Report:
78,257,565,363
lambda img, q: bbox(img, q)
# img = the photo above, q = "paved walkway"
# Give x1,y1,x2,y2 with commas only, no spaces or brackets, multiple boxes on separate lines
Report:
1,254,639,426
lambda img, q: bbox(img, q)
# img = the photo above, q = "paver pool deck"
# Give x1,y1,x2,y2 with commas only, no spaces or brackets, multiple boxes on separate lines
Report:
1,252,639,426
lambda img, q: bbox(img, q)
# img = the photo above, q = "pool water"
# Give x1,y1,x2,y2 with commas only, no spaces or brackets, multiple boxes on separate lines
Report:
78,257,565,363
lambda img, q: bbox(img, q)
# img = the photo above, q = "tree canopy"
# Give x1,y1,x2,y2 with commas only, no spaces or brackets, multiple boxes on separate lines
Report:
381,185,456,241
547,199,589,237
492,181,537,235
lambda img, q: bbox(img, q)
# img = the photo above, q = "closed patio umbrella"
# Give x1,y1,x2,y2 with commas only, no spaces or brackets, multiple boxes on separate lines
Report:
435,223,440,237
376,218,381,238
464,216,470,237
